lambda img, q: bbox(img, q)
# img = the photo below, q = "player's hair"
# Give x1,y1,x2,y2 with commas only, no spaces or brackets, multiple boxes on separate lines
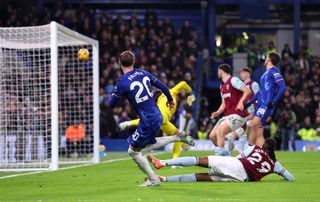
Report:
240,67,252,74
119,51,135,67
263,138,277,161
268,52,281,66
218,64,231,74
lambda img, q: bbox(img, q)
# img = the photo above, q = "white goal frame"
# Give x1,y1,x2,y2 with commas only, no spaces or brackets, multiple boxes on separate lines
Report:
0,21,100,171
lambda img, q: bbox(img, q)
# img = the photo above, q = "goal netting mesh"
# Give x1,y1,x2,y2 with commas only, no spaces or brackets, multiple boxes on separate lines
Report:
0,22,99,171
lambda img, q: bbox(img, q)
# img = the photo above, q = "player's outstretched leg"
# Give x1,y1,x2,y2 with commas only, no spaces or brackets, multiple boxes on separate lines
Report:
154,173,213,182
119,119,139,131
147,154,206,169
141,131,194,153
128,147,160,187
172,142,182,158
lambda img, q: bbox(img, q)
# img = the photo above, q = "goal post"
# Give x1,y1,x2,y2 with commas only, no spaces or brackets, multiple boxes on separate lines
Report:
0,21,100,171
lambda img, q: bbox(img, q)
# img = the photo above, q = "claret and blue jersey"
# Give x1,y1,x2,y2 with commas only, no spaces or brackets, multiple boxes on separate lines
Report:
109,68,173,148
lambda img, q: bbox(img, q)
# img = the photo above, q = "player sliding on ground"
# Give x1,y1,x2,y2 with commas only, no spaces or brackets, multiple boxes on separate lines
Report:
147,138,294,183
245,52,286,146
119,81,195,159
108,51,194,187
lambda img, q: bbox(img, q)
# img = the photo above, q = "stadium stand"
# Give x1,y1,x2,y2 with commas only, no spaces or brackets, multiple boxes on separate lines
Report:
0,2,200,140
1,1,319,150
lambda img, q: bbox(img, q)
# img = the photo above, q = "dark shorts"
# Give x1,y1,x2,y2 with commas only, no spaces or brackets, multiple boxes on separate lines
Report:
254,103,274,126
127,112,163,148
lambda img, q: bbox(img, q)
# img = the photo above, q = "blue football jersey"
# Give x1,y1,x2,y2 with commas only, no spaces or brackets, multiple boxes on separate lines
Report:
257,67,284,105
113,69,161,116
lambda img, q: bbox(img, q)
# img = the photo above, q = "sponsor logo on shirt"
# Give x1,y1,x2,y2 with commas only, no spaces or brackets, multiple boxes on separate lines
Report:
222,93,231,98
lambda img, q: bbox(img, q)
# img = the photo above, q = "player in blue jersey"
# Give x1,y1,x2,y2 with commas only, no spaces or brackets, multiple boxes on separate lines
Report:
246,52,286,146
108,51,194,187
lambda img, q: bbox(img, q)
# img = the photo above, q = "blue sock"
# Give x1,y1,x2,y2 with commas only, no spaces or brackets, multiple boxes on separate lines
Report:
166,174,197,182
164,157,198,166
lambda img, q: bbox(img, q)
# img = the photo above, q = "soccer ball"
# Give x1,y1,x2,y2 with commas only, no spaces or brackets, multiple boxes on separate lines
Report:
78,48,90,61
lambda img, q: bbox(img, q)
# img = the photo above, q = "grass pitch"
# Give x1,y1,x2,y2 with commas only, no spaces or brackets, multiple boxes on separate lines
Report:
0,151,319,202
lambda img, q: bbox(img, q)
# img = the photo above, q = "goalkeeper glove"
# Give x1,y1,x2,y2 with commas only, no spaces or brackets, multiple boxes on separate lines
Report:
187,94,195,106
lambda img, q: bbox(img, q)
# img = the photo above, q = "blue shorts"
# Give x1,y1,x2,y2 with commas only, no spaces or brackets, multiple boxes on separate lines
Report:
254,103,274,126
127,112,163,148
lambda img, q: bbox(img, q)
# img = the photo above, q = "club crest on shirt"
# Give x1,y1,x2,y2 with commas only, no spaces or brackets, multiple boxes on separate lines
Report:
226,84,229,90
264,80,270,90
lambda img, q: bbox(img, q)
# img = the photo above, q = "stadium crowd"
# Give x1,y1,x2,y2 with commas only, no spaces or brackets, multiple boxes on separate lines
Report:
1,2,319,152
1,2,199,145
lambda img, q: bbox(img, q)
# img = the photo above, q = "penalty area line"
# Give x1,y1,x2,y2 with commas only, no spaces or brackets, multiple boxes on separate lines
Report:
0,151,166,180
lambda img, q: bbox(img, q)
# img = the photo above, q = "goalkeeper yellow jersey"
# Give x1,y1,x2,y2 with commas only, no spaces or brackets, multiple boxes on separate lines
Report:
157,81,192,121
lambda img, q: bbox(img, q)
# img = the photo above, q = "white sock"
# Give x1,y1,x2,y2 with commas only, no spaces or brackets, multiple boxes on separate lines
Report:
128,147,158,181
141,136,180,152
215,146,226,155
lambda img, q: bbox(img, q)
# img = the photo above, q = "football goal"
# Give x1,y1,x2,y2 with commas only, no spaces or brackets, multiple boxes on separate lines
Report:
0,22,99,171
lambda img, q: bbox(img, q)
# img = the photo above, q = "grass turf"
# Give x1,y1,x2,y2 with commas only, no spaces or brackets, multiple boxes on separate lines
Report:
0,151,319,202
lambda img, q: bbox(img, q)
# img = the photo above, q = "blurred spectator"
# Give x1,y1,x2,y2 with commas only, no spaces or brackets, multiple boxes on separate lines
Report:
278,107,297,150
100,102,117,139
297,117,317,141
197,123,208,140
281,44,294,59
179,105,196,136
315,112,320,141
65,123,85,157
265,41,277,54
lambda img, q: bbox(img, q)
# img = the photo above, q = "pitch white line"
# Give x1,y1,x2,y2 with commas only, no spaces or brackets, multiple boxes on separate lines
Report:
0,151,165,180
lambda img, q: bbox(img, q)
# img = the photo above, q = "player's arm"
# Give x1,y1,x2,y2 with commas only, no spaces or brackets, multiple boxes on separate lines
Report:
274,161,295,181
230,77,252,111
235,145,255,158
244,82,259,108
170,81,193,96
170,81,195,106
211,97,225,119
108,83,124,108
269,73,286,108
147,72,174,107
245,92,259,108
252,81,260,95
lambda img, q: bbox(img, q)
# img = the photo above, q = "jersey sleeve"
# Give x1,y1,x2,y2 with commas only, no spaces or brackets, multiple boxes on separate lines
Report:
251,81,260,95
274,161,295,181
112,82,124,98
170,81,193,97
108,82,124,108
236,145,255,158
271,70,286,104
271,70,284,83
230,77,245,91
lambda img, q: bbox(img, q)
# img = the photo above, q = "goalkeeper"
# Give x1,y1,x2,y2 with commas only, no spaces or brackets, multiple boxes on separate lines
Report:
120,81,195,159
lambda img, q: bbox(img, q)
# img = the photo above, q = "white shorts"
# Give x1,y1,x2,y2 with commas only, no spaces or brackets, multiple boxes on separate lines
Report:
215,114,246,132
208,156,248,182
246,119,252,128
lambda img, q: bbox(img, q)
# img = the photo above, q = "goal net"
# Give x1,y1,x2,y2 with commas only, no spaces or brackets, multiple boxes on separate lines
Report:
0,22,99,171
